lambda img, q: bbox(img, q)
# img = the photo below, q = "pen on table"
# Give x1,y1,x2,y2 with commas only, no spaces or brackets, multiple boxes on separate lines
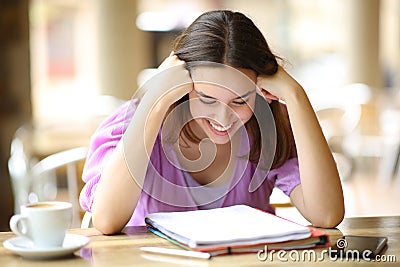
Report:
140,246,211,260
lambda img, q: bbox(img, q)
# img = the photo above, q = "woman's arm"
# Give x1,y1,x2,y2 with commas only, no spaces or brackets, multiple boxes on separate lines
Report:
257,66,344,228
91,56,192,234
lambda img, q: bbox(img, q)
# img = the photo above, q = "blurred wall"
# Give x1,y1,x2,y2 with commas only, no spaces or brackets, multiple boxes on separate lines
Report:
0,0,31,230
346,0,382,88
96,0,151,99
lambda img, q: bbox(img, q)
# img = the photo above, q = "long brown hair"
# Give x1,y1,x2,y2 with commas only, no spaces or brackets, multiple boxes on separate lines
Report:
168,10,294,169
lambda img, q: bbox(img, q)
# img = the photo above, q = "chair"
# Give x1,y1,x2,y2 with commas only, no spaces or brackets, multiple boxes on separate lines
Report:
269,188,292,208
8,124,35,214
378,98,400,182
311,84,371,181
81,211,93,228
315,102,362,180
394,147,400,180
8,142,88,228
31,147,88,227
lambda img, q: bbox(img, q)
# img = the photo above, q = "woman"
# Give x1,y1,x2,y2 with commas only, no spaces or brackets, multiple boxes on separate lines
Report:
80,10,344,234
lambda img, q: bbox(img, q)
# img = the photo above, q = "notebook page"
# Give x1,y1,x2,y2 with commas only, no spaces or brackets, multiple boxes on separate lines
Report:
145,205,311,247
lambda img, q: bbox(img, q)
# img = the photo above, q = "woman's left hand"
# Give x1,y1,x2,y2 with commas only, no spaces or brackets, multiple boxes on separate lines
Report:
256,66,302,103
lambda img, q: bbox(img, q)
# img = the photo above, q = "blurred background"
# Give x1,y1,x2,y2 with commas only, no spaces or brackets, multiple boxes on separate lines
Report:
1,0,399,230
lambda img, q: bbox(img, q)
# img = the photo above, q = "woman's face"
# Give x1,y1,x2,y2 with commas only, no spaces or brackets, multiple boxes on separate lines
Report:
188,66,257,145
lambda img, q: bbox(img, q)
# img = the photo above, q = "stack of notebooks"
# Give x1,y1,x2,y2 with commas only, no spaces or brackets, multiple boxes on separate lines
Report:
145,205,329,256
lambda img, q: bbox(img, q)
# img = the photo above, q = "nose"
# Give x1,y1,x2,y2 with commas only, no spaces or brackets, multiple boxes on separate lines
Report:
211,102,234,126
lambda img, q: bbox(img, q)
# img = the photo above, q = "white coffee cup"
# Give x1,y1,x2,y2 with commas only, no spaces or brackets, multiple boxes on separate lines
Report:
9,201,72,248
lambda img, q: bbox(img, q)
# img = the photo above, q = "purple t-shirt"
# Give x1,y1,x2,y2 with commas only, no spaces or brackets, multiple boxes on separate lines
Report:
79,100,300,226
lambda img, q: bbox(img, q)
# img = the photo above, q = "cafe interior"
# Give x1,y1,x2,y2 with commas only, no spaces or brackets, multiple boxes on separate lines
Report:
1,0,400,232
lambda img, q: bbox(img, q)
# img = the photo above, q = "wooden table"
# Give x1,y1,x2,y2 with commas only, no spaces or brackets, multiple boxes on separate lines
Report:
0,216,399,266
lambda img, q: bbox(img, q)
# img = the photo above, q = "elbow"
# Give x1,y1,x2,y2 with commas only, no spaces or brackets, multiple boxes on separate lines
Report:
92,213,125,235
314,214,344,229
312,207,345,229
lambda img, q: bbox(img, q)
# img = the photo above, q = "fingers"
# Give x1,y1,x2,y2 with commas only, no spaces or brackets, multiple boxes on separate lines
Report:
257,77,279,104
158,52,185,71
261,90,279,104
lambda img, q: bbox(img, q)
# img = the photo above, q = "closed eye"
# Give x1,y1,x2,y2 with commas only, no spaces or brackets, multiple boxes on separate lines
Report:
199,98,217,105
232,99,248,105
194,89,254,106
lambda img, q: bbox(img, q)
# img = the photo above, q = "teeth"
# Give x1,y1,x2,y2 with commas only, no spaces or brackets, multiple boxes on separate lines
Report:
208,120,232,132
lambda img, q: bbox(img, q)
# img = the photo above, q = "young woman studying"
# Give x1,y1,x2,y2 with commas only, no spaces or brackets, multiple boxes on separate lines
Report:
79,10,344,235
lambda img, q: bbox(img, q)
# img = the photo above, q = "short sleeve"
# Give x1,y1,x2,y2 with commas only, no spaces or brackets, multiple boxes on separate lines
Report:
79,100,138,211
271,157,300,196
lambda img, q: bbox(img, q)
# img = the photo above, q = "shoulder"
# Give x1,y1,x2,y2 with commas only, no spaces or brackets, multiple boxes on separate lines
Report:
95,99,140,134
86,98,140,152
88,98,141,142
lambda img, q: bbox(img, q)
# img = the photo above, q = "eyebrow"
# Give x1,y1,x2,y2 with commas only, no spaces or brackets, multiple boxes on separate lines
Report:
194,89,255,100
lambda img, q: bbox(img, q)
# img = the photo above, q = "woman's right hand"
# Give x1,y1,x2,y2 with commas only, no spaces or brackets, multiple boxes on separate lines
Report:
145,52,193,106
157,52,185,71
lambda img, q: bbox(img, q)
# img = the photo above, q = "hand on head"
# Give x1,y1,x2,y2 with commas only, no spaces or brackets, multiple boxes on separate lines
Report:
158,51,185,71
256,66,302,104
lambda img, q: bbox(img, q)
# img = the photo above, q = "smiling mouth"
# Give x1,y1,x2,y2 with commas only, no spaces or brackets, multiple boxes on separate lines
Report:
207,119,233,132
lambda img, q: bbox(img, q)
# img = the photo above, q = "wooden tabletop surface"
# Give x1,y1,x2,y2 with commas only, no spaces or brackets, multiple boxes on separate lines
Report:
0,215,399,266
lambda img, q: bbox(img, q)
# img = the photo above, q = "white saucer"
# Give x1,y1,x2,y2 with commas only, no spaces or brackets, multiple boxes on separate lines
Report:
3,233,90,260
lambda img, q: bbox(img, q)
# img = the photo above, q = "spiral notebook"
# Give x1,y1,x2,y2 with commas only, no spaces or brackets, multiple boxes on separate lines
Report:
145,205,329,255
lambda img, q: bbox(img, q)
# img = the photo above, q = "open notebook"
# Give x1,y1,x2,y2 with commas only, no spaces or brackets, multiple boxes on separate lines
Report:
145,205,329,255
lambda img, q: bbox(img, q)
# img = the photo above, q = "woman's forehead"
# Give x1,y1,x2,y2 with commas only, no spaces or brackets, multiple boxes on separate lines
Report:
191,64,257,95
